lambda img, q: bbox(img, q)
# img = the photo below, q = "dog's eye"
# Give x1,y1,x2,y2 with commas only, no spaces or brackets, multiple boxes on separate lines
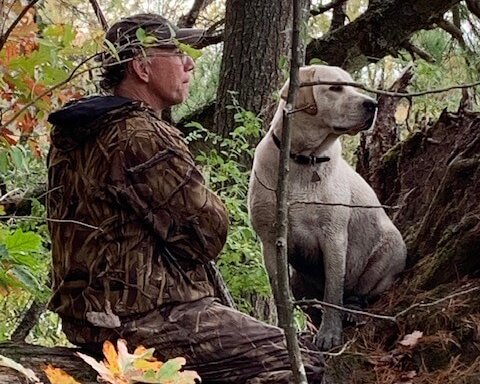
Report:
329,85,343,92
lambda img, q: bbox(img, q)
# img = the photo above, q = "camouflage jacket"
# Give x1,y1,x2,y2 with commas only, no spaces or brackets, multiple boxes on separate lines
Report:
47,96,228,326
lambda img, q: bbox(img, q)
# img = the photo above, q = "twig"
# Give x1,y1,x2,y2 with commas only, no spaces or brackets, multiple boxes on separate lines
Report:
206,18,225,34
289,201,400,210
0,215,101,230
296,285,480,323
0,188,21,202
322,338,356,357
274,1,308,383
299,79,480,98
88,0,109,31
0,0,42,51
296,299,397,322
394,285,480,319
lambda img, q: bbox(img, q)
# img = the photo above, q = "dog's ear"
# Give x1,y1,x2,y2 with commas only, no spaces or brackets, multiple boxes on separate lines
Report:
280,67,317,115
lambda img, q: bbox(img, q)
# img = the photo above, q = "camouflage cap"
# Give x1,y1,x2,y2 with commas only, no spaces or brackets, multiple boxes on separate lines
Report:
104,13,204,61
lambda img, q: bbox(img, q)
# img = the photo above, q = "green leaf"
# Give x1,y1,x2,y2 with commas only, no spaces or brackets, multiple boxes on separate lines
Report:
309,57,325,65
5,229,42,255
155,357,184,380
176,41,203,60
103,39,120,62
136,27,147,42
10,265,42,293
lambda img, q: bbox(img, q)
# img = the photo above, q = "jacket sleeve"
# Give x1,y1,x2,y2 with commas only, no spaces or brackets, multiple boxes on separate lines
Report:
109,116,229,264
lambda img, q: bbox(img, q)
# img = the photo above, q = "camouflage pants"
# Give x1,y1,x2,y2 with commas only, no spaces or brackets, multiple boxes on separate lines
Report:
63,297,324,383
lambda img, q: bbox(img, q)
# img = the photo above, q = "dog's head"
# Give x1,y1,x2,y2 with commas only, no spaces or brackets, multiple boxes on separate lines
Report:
280,65,377,145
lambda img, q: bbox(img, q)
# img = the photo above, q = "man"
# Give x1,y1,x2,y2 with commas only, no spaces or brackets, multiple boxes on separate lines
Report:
47,13,323,383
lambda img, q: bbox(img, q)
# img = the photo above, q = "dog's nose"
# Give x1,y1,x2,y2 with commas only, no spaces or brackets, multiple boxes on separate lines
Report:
363,100,378,113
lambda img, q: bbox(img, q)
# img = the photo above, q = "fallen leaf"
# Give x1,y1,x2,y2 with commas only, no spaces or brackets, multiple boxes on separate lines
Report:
399,330,423,347
44,364,81,384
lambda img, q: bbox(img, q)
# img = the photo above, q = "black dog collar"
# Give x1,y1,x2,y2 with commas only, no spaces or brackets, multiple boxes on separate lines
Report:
271,133,330,165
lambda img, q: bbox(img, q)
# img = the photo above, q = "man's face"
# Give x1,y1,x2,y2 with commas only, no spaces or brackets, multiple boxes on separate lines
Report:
143,47,195,108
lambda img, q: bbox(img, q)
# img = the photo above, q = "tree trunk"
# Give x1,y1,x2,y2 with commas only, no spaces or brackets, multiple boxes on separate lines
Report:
214,0,309,138
0,343,97,384
356,65,413,201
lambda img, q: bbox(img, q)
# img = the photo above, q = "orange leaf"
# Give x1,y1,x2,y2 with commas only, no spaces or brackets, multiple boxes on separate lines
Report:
28,139,42,158
1,129,18,145
23,77,48,101
103,340,121,375
18,111,37,135
132,358,163,371
44,364,81,384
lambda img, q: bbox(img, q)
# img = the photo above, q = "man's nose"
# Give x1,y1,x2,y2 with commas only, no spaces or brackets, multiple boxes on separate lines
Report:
184,56,195,71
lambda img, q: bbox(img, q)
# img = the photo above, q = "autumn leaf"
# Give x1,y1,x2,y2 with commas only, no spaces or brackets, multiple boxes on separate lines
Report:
44,364,81,384
399,330,423,348
103,340,121,375
18,111,37,135
78,339,200,384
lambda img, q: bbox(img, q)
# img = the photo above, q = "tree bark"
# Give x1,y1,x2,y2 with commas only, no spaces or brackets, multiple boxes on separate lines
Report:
356,65,413,201
306,0,462,71
214,0,300,138
0,343,97,384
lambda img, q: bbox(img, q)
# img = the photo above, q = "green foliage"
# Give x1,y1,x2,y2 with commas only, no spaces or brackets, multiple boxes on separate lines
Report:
173,46,222,121
0,226,49,297
186,104,272,313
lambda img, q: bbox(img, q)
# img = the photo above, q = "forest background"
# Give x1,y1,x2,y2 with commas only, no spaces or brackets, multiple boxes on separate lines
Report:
0,0,480,383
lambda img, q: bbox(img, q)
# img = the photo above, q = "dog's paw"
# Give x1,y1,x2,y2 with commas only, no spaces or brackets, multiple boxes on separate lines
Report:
315,317,343,351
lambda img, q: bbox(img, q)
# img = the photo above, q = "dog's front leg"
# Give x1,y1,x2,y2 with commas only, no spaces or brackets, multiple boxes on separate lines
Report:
315,233,347,351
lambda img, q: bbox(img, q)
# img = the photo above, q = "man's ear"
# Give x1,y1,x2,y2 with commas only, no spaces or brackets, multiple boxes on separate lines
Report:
130,58,150,83
280,67,317,115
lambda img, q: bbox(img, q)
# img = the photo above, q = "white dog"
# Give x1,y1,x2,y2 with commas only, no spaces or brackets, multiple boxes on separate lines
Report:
248,65,406,350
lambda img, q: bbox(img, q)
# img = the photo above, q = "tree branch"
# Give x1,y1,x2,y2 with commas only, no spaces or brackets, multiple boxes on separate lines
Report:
310,0,348,16
10,300,46,343
401,41,436,62
329,1,347,33
0,0,42,51
87,0,109,31
437,18,465,47
306,0,462,70
177,0,213,28
296,284,480,323
298,78,480,98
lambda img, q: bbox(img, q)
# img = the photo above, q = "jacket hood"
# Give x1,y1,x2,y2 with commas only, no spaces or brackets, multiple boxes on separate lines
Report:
48,95,142,151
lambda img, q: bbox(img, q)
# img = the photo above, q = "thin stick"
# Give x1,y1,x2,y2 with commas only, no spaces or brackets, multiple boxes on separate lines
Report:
0,0,42,51
300,79,480,98
296,285,480,323
0,215,101,231
274,1,308,383
88,0,109,31
289,201,400,210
